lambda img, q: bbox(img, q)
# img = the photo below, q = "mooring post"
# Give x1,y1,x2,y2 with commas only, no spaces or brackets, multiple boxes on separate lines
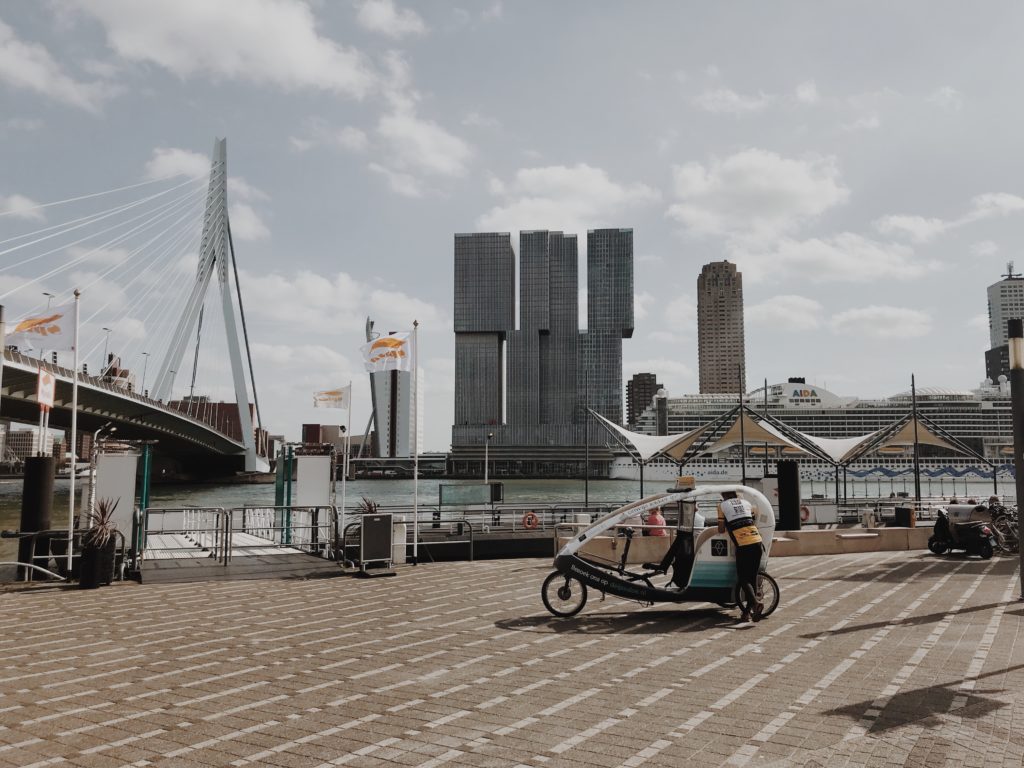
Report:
1008,318,1024,599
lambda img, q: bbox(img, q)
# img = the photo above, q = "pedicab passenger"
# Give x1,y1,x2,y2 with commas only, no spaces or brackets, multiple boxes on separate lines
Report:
717,491,764,622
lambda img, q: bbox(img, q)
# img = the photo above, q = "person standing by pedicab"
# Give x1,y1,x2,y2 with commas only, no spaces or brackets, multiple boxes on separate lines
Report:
718,490,764,622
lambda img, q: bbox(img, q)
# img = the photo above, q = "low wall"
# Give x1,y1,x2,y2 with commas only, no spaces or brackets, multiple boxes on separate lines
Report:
771,527,931,557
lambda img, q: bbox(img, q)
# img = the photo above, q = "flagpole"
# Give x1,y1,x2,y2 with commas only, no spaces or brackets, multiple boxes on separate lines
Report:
68,289,80,571
340,380,351,562
412,320,419,566
0,306,5,451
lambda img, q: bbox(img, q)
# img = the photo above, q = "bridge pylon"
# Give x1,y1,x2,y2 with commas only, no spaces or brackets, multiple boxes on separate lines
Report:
151,138,267,472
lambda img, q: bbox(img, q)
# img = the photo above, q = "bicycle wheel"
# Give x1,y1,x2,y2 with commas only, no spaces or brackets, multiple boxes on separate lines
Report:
755,573,781,618
542,571,588,617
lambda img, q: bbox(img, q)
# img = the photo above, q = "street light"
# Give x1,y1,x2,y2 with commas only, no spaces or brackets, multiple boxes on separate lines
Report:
140,352,150,396
484,432,494,485
42,292,54,309
1008,318,1024,598
101,327,112,376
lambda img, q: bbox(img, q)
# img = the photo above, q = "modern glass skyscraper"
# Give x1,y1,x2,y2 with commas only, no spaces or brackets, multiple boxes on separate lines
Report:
985,262,1024,380
697,260,746,394
451,228,634,477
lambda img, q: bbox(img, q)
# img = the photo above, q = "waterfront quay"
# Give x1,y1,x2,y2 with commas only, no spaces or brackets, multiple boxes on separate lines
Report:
2,552,1023,767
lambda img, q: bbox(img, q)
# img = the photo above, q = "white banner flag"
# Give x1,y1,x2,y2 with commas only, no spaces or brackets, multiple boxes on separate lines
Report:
7,302,76,351
37,369,55,409
361,332,413,373
313,385,351,409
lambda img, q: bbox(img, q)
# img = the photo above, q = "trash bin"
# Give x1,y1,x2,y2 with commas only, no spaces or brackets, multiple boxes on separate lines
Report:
894,506,915,527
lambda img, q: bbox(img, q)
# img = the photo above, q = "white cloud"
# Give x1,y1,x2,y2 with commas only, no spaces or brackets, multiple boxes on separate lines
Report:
841,114,880,132
356,0,427,39
972,240,998,257
377,111,472,177
968,313,989,331
746,295,823,331
481,1,503,21
73,0,377,98
0,193,44,221
795,80,818,104
928,86,963,111
369,162,424,197
242,268,448,333
478,164,660,236
829,305,932,338
693,87,773,115
634,291,654,322
667,148,849,240
65,245,131,266
663,295,696,329
462,111,501,129
875,193,1024,243
0,18,113,112
735,233,939,283
873,214,947,243
229,202,270,240
143,147,209,180
288,120,369,154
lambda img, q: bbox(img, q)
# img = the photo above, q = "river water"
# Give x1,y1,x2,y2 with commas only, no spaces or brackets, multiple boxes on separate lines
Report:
1,475,1013,562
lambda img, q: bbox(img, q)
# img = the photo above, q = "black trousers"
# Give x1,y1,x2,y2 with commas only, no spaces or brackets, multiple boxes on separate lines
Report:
735,543,763,612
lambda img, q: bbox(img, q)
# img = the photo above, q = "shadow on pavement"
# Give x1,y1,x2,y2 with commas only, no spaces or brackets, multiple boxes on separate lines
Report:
800,601,1006,639
496,607,742,634
794,558,1010,584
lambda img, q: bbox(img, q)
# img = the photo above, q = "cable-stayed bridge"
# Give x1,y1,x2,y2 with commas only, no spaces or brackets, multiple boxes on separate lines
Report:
1,138,270,476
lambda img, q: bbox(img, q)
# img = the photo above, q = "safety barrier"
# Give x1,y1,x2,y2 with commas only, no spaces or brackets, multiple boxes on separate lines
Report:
0,528,128,582
142,507,230,563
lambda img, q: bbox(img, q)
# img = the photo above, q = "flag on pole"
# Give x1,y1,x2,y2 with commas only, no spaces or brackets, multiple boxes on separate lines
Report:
360,332,413,373
7,302,76,351
313,385,351,409
37,368,55,410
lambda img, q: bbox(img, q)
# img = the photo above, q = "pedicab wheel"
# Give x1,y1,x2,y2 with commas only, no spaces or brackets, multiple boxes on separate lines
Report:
928,536,949,555
756,573,780,618
542,571,588,617
978,541,994,560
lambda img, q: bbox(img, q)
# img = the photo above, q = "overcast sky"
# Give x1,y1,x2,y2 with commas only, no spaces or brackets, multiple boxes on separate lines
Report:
1,1,1022,450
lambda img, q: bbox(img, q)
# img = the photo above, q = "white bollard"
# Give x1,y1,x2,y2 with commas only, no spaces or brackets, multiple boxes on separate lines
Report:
393,515,407,565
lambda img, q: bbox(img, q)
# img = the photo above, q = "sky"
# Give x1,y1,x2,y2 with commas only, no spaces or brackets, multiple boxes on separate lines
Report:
1,1,1023,451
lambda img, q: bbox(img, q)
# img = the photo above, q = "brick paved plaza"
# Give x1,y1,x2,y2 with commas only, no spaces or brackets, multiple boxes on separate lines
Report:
2,551,1024,767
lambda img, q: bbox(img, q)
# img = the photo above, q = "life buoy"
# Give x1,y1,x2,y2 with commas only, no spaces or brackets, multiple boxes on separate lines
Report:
522,511,540,530
800,505,811,523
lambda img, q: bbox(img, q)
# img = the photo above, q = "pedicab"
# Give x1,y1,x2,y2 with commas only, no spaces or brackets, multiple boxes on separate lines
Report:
541,484,780,618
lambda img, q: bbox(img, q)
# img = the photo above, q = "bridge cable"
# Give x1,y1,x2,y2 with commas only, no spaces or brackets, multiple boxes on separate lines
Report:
227,219,262,430
0,176,204,254
0,173,205,219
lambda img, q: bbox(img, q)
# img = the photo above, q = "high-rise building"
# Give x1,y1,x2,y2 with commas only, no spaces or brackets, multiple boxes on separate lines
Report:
697,261,746,394
985,263,1024,381
451,228,633,477
626,372,662,428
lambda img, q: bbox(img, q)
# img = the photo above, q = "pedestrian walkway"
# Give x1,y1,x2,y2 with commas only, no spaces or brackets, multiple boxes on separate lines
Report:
1,552,1022,767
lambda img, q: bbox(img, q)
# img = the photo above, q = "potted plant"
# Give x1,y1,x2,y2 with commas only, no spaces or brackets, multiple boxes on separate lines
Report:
79,497,119,589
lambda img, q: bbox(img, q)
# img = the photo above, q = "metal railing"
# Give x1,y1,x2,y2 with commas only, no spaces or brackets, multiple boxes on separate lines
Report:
142,507,230,563
0,528,128,582
228,506,336,562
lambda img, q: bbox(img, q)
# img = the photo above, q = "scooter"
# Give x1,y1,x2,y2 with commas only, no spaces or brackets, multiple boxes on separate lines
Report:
928,508,995,559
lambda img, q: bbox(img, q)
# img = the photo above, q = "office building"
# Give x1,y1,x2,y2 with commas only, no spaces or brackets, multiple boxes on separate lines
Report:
985,263,1024,381
451,228,633,477
6,428,54,460
626,373,662,428
697,261,746,394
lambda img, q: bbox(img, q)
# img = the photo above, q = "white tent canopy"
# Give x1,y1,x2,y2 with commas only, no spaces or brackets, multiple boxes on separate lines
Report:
590,411,708,462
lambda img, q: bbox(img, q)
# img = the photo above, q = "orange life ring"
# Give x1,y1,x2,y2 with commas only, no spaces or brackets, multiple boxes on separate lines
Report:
800,505,811,522
522,511,540,530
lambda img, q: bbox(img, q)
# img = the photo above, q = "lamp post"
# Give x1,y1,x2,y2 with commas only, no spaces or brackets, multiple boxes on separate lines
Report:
140,352,150,395
484,432,493,486
101,327,112,376
1007,318,1024,598
43,292,54,309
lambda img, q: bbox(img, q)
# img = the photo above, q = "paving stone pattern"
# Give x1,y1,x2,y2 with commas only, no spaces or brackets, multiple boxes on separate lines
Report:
2,551,1024,767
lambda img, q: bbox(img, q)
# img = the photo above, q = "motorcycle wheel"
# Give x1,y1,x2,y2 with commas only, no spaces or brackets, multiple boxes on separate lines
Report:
977,541,994,560
541,571,588,617
928,537,949,555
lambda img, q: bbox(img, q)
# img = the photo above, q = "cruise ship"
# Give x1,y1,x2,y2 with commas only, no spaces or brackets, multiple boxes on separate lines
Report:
611,377,1014,483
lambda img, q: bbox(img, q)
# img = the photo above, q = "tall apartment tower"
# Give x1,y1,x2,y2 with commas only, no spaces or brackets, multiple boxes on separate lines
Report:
985,262,1024,381
451,228,633,476
697,260,746,394
626,372,662,428
365,318,415,457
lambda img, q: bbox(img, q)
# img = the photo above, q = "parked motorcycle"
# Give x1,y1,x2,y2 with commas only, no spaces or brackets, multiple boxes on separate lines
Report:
928,509,996,559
